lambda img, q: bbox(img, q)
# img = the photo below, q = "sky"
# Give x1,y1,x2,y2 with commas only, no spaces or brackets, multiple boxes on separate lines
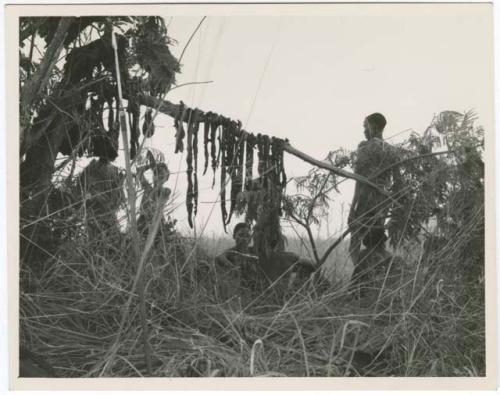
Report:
118,5,493,241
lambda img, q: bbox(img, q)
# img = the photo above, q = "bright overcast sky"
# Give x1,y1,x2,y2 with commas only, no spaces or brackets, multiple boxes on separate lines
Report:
130,4,493,239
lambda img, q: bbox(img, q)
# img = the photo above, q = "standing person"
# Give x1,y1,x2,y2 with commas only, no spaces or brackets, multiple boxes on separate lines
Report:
349,227,403,314
348,113,399,268
350,227,394,296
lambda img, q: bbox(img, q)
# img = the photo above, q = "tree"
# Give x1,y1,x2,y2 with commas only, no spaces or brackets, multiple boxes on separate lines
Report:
283,149,351,266
19,16,180,264
283,111,484,281
19,16,181,376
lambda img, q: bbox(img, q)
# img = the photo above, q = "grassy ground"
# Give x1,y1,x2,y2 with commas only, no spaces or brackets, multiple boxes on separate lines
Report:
19,224,485,377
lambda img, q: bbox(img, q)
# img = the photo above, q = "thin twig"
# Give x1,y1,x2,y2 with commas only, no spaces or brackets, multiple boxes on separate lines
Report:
178,16,207,64
170,80,213,91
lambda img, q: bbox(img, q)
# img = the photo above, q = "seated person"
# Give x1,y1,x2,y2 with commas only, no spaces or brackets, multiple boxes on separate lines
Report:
215,222,258,301
215,223,316,297
350,227,402,301
215,222,257,266
136,155,171,237
261,237,316,285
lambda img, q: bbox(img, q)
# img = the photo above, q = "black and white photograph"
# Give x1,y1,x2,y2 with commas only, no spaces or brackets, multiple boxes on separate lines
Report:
7,2,496,389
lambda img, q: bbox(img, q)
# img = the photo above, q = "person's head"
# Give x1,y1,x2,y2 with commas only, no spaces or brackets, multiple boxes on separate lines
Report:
233,222,252,249
158,186,171,202
269,233,286,252
153,163,170,186
363,113,387,140
362,227,388,250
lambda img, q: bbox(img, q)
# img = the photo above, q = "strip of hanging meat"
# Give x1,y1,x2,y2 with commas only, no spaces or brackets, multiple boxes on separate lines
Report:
192,109,200,216
203,111,211,176
127,96,140,160
211,115,220,187
185,108,195,228
245,133,255,191
174,101,186,153
227,121,245,224
142,108,155,138
219,122,228,232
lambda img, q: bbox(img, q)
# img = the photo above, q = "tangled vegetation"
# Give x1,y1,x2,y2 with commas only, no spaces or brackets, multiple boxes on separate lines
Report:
19,16,485,378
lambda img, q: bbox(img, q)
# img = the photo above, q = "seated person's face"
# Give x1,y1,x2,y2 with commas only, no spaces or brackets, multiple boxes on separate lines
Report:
154,166,170,186
159,187,171,201
234,227,252,249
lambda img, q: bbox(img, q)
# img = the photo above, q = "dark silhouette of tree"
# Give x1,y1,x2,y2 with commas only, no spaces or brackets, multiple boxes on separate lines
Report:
19,16,180,266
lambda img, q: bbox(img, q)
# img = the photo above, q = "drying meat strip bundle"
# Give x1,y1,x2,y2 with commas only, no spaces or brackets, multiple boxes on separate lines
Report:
224,119,235,185
174,101,186,154
126,78,142,160
245,133,256,191
142,108,155,138
256,134,263,178
278,142,287,186
227,121,245,224
256,134,271,188
185,108,194,228
219,123,228,231
203,111,212,176
185,108,201,228
172,104,288,230
192,112,200,216
210,114,220,187
271,137,287,186
224,120,235,223
263,135,271,186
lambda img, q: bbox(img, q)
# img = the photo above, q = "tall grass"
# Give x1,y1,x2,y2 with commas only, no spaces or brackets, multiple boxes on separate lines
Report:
19,210,485,377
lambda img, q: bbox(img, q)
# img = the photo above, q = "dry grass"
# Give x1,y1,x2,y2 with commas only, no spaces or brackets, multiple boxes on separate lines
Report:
20,218,485,377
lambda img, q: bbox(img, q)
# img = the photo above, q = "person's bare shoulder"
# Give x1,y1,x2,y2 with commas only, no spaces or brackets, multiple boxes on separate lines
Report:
357,140,369,149
215,247,235,265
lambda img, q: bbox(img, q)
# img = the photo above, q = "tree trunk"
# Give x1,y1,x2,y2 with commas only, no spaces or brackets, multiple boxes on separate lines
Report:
19,17,75,267
20,17,74,150
20,122,66,265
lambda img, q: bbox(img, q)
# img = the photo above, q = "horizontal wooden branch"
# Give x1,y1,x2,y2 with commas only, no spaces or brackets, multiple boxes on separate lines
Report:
134,93,391,196
282,142,391,196
136,93,186,120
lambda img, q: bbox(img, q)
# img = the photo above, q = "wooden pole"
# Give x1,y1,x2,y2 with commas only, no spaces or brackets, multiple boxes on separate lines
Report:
111,32,152,375
282,142,391,196
133,93,392,197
